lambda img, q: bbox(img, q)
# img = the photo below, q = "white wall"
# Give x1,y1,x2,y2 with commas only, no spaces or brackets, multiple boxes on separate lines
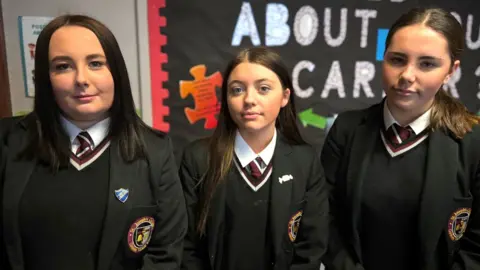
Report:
1,0,147,118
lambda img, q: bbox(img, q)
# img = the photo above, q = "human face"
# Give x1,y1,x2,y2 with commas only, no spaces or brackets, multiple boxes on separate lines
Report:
227,62,290,137
382,24,459,117
49,25,114,126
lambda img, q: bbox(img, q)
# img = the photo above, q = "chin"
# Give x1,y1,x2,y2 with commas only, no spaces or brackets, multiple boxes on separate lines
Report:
388,97,416,111
70,110,107,122
237,123,267,133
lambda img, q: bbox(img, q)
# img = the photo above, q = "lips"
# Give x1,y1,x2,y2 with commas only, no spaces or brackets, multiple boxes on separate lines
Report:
242,112,260,116
241,111,261,120
393,88,415,96
74,94,97,102
74,94,95,98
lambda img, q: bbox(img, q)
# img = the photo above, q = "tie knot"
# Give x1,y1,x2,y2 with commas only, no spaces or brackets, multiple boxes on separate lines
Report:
76,131,93,157
393,123,414,142
255,156,265,169
248,157,263,179
77,131,93,145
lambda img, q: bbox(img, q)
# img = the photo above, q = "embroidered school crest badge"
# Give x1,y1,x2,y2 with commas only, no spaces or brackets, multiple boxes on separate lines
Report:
288,211,303,242
115,188,129,203
448,208,471,241
127,216,155,253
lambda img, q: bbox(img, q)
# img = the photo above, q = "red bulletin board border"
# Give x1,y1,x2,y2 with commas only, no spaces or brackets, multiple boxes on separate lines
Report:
147,0,170,132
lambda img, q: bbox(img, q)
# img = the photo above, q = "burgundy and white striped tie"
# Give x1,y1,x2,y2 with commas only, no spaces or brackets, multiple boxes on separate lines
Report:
248,156,264,179
391,123,414,144
76,131,93,158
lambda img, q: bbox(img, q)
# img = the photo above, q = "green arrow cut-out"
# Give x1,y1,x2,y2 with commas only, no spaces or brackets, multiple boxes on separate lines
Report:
298,108,327,129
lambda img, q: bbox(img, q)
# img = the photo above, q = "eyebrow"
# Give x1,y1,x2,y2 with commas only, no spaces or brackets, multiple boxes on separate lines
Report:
228,78,273,86
50,54,106,62
387,51,443,61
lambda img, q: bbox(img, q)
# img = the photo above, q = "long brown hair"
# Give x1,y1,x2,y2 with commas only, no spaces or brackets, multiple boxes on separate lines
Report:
196,47,305,234
385,7,479,138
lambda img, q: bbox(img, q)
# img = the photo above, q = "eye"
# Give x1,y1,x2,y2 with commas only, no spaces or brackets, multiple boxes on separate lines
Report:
388,56,405,66
89,60,105,69
259,85,271,93
229,86,244,95
419,61,437,69
54,63,71,71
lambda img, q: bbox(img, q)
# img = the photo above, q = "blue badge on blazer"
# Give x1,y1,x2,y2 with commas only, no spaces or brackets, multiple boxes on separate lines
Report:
115,188,129,203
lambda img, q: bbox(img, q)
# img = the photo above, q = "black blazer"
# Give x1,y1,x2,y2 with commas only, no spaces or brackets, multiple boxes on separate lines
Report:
0,115,187,270
179,135,328,270
320,102,480,270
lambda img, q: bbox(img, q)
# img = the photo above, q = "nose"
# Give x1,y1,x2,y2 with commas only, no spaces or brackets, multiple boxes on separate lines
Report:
399,64,416,85
75,66,89,88
243,87,256,105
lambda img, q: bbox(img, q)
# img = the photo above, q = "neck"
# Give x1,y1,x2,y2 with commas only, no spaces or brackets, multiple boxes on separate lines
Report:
386,98,433,126
239,126,275,154
67,115,108,130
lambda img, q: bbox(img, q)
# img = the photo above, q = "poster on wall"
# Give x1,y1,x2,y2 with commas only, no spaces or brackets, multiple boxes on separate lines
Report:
141,0,480,162
18,16,53,98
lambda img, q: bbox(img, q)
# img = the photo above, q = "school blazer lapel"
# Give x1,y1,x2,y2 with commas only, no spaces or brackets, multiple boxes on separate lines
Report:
2,123,34,270
345,104,382,262
206,171,227,269
269,136,294,257
96,140,139,270
418,131,457,268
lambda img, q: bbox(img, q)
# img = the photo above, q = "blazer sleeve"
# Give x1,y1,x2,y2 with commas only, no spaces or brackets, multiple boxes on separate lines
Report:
452,134,480,269
179,142,209,270
320,114,365,270
0,118,15,270
290,147,329,270
142,134,188,270
0,145,8,270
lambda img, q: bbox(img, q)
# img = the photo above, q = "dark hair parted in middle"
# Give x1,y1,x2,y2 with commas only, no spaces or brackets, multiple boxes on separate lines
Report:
21,14,153,170
196,47,305,234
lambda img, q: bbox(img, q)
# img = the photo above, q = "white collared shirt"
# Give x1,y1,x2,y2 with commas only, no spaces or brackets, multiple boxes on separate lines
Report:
234,129,277,173
60,116,111,153
383,102,431,135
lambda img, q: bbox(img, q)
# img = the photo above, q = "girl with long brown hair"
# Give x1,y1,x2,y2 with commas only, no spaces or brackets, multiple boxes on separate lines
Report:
180,47,328,270
322,7,480,270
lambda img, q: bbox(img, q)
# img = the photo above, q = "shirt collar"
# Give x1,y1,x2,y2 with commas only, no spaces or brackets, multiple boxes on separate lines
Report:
234,129,277,168
383,102,431,134
60,116,111,148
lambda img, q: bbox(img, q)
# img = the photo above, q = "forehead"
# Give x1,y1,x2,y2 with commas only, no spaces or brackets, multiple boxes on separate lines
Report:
388,24,450,58
49,25,105,59
228,62,279,82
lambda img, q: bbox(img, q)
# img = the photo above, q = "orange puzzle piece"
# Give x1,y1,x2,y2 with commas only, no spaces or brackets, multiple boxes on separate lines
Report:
180,65,222,129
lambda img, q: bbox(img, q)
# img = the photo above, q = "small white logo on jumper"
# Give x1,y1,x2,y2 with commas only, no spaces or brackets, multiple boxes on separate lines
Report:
279,174,293,183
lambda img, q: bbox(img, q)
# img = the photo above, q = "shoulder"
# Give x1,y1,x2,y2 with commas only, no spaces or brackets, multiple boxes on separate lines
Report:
324,102,381,146
140,125,172,148
181,137,209,164
289,142,317,158
0,116,24,132
178,138,210,181
0,115,29,144
281,137,320,167
332,102,381,131
460,124,480,155
0,116,23,126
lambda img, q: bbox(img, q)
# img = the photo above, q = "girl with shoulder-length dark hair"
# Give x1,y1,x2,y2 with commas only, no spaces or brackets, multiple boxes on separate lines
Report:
0,14,186,270
321,7,480,270
179,46,328,270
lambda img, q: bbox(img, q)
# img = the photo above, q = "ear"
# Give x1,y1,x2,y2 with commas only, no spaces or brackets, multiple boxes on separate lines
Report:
281,88,290,108
444,60,460,84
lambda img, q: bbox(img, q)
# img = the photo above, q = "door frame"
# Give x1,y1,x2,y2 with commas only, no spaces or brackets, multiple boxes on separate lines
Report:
0,1,12,118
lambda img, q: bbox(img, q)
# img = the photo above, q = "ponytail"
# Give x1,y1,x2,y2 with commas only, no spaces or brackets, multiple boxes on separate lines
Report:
430,90,479,138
